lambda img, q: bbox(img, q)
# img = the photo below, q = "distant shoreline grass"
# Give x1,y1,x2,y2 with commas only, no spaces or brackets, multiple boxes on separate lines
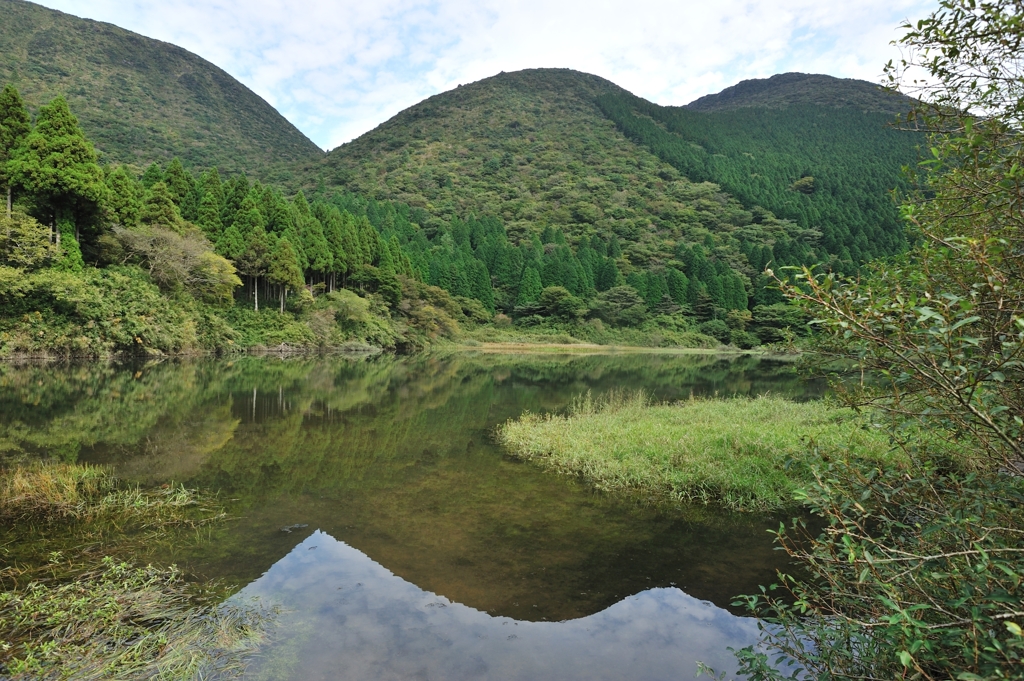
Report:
496,392,899,512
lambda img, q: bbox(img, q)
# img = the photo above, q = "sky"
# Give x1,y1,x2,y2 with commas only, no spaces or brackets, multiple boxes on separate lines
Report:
34,0,938,151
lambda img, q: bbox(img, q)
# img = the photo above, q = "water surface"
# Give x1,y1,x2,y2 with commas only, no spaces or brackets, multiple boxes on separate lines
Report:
0,351,821,679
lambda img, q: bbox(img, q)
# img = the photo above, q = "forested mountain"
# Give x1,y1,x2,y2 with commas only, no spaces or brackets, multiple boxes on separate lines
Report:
316,68,923,326
685,72,914,113
597,74,921,264
0,0,323,181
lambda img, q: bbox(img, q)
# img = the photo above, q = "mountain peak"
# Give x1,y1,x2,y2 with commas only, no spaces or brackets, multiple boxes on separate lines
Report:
685,72,914,115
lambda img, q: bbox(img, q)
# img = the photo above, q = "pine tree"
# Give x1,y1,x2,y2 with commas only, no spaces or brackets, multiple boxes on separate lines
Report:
237,224,270,310
216,223,245,261
196,190,224,241
9,96,106,247
221,174,249,228
0,84,31,219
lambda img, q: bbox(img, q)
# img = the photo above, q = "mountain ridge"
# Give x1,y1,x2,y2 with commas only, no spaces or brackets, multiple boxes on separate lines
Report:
0,0,324,179
684,72,914,114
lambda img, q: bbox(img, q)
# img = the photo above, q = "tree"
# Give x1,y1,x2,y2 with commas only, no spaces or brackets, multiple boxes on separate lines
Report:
139,182,186,232
9,96,107,259
588,286,647,327
140,162,163,189
113,224,240,304
162,158,194,208
236,224,270,310
725,4,1024,680
0,84,31,219
104,166,142,227
267,237,304,313
516,266,542,305
0,209,54,269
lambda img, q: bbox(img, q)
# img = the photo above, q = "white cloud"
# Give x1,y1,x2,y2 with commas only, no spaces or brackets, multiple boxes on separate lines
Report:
35,0,937,149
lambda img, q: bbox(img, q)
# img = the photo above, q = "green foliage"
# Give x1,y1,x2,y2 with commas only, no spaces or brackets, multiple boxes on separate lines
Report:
0,2,322,179
0,83,31,211
138,181,185,232
0,264,209,356
0,209,53,269
497,392,897,511
9,96,106,240
111,225,240,305
720,6,1024,681
596,75,922,271
102,165,141,227
588,286,648,327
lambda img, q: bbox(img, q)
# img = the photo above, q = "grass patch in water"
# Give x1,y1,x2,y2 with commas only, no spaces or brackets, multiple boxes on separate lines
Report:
0,462,224,525
0,462,271,680
496,391,899,512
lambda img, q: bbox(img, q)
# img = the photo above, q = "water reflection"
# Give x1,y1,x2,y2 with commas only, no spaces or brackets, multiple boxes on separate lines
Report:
0,352,819,676
238,531,760,681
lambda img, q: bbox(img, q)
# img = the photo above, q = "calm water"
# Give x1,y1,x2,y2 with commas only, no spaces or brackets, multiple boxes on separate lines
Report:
0,351,822,680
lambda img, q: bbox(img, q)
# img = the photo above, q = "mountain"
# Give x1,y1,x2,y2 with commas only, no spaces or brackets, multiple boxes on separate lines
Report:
596,72,923,264
0,0,324,179
685,72,914,114
318,68,923,283
319,69,776,268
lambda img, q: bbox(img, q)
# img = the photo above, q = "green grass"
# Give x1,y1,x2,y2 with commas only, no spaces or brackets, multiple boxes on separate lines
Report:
496,391,899,511
0,462,270,680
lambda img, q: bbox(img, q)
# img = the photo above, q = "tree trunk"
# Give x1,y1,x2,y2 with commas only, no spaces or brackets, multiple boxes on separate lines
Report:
5,186,10,220
280,286,285,313
254,276,259,311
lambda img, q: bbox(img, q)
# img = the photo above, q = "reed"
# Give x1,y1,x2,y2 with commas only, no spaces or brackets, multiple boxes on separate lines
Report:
497,391,901,511
0,462,268,680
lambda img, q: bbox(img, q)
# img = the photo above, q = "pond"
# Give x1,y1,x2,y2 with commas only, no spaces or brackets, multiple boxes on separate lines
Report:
0,351,823,680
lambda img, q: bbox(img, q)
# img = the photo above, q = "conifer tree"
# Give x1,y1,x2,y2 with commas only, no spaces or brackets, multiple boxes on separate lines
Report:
140,162,163,188
0,84,31,219
196,190,224,241
216,222,245,261
516,266,542,305
221,174,248,228
237,224,270,310
162,158,194,208
232,201,265,242
139,182,185,232
103,166,142,227
9,96,106,248
267,237,304,313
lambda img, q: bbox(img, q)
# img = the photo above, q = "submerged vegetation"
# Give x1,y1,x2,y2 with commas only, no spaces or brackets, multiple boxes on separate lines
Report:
497,391,895,511
0,463,270,680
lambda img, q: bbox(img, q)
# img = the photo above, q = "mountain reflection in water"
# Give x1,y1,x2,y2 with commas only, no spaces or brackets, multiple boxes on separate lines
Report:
236,531,759,681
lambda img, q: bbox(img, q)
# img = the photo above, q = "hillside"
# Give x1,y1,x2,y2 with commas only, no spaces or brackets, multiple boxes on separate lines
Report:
0,0,323,180
597,73,923,263
319,69,924,295
685,72,914,113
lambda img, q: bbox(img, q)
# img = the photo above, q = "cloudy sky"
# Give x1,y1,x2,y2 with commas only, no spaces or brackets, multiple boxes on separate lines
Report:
34,0,937,150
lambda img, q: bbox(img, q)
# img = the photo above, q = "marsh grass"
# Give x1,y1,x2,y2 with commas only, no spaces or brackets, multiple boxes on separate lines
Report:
0,462,269,680
0,462,225,526
497,391,900,511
